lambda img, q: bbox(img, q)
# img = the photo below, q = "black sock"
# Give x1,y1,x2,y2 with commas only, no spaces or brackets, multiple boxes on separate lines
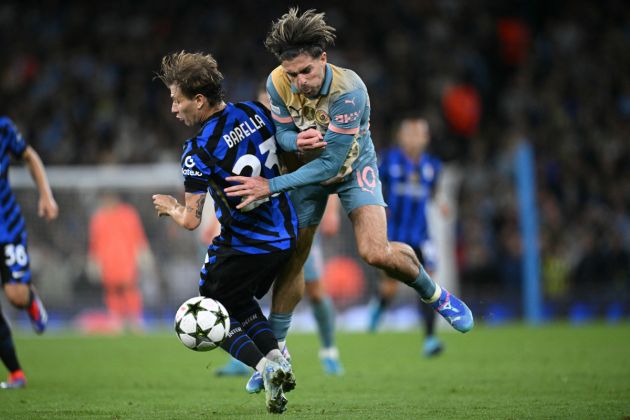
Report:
0,312,21,372
220,318,264,369
379,295,392,309
419,300,436,337
237,307,278,356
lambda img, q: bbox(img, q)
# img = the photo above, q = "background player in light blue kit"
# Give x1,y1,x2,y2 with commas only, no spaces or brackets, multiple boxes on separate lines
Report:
225,8,474,391
216,85,344,378
369,116,447,357
301,194,344,375
0,117,58,389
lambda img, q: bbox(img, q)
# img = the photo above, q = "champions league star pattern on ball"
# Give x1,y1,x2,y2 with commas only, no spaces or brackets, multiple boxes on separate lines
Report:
174,296,230,352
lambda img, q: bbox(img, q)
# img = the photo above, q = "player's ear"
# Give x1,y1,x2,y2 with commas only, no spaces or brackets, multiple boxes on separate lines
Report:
320,52,327,65
194,94,206,110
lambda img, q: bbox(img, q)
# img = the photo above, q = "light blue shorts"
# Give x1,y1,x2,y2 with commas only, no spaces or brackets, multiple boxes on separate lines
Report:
288,157,386,229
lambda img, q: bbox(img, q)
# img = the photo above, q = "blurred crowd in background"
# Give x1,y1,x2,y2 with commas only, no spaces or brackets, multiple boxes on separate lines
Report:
1,0,629,324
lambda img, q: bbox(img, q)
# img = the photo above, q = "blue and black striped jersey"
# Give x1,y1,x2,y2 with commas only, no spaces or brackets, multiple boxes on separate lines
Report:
181,102,297,255
0,117,27,243
379,148,442,247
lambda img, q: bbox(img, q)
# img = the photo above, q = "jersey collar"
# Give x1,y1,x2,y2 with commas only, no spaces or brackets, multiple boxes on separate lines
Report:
319,64,332,96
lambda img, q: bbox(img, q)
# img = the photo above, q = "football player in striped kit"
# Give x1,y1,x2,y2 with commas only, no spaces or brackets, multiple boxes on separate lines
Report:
153,51,297,413
369,116,446,357
0,117,58,389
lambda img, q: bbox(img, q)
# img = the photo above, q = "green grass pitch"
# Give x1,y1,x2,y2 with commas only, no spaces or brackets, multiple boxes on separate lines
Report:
1,324,628,419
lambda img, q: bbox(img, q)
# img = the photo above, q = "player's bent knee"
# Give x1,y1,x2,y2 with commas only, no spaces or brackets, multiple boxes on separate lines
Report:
359,248,388,269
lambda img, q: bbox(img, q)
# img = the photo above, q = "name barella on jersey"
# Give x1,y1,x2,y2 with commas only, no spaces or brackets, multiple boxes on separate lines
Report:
379,148,442,246
181,102,297,255
0,117,28,244
266,63,378,192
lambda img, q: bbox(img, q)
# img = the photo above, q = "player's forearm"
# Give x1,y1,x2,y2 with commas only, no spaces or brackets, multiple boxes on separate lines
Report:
23,146,54,201
275,124,299,152
155,195,203,231
170,202,202,230
268,139,353,193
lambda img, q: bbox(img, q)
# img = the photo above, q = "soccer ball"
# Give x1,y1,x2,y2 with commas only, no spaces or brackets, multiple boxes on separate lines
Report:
174,296,230,351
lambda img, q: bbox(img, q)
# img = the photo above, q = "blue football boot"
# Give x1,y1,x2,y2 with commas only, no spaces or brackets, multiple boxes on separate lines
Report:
319,347,344,375
245,371,264,394
430,288,474,333
215,358,251,377
422,335,444,357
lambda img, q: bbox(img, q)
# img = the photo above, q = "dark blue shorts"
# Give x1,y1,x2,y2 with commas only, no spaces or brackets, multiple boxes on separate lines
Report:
0,232,32,285
198,248,293,315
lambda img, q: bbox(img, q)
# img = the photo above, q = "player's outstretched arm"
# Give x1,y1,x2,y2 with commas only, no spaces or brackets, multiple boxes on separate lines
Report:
152,192,206,230
22,145,58,221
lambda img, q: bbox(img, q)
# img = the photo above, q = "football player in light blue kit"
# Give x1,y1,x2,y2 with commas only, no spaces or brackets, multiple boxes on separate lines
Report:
225,8,474,392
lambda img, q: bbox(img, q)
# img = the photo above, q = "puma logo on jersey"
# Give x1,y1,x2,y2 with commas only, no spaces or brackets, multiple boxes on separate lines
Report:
344,98,356,106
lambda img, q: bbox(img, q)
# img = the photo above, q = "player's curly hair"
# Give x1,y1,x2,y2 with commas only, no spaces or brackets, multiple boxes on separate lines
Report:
157,51,224,105
264,8,336,61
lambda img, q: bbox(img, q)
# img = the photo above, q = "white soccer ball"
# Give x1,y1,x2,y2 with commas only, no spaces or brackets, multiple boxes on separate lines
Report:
174,296,230,352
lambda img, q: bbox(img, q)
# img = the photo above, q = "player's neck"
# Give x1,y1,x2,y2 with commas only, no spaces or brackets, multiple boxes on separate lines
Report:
199,102,226,124
403,148,423,161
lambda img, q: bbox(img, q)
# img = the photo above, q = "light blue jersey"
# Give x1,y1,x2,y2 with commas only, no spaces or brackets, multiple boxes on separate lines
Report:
267,63,385,226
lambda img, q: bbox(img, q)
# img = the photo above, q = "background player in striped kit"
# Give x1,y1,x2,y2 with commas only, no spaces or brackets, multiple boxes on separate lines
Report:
152,51,297,413
0,117,58,389
368,116,446,357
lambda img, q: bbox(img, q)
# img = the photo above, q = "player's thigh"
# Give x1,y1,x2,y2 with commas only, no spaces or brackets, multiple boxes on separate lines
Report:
289,185,329,229
348,205,390,258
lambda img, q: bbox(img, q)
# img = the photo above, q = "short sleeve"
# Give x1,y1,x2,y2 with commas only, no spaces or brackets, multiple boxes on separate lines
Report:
181,151,210,193
1,118,28,158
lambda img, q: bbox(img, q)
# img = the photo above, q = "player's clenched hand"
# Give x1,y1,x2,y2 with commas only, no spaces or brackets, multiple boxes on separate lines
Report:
296,128,326,152
224,176,271,210
152,194,178,217
38,196,59,222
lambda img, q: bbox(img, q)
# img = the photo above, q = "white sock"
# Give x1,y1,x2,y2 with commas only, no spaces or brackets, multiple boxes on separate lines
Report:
422,284,442,304
319,347,339,360
255,357,269,374
266,349,283,362
278,340,286,351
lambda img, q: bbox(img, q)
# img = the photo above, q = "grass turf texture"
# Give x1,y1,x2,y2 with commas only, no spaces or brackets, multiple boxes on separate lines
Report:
0,324,628,419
